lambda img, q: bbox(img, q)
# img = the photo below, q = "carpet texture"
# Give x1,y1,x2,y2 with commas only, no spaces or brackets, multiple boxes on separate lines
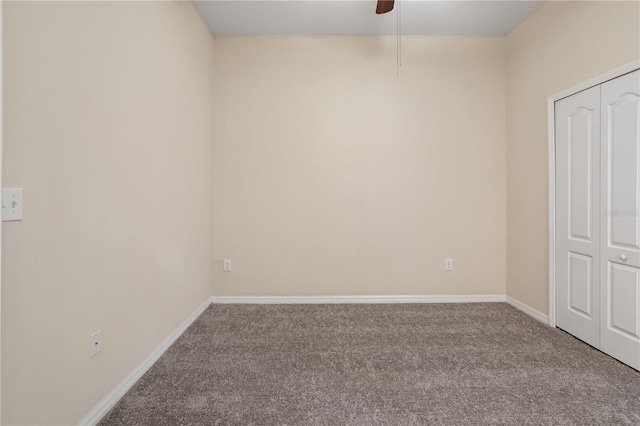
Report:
99,303,640,425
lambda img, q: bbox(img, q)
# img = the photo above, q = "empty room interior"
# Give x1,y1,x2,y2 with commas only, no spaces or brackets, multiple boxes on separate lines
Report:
2,0,640,424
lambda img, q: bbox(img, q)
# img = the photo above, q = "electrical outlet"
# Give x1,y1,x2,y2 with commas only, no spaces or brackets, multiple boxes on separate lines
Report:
223,259,232,272
445,259,453,271
90,330,101,358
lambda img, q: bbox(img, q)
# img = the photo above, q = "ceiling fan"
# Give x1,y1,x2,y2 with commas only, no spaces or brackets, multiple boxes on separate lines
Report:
376,0,395,14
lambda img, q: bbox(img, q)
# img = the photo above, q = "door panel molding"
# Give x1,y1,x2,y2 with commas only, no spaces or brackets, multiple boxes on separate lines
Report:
568,251,593,318
608,262,639,338
606,92,640,250
568,107,594,242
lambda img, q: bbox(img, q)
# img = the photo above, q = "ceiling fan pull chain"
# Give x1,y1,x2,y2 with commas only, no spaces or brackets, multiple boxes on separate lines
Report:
397,0,400,76
396,0,402,77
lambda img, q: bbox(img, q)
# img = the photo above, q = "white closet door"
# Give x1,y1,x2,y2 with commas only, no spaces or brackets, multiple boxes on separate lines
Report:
600,69,640,370
556,85,601,347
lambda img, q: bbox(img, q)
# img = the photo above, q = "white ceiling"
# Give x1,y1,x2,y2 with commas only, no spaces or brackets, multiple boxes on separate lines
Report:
193,1,543,36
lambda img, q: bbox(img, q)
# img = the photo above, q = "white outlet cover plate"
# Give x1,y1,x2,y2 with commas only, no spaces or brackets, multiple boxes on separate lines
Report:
90,330,101,358
445,259,454,271
2,188,23,221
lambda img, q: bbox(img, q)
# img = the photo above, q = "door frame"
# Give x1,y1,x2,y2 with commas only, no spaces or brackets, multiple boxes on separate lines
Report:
1,2,4,420
547,59,640,328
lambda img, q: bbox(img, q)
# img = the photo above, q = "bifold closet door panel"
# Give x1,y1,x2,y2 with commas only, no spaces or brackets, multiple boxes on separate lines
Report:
555,85,602,348
600,69,640,370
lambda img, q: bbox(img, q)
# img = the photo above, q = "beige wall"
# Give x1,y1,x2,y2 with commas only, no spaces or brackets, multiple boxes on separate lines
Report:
506,1,640,314
2,1,214,424
212,37,507,297
4,1,636,423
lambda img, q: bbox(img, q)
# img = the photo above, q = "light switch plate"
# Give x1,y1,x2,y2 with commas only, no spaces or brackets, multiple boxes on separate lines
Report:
2,188,23,221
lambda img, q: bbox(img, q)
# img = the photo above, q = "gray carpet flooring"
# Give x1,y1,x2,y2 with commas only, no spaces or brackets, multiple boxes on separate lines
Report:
99,303,640,425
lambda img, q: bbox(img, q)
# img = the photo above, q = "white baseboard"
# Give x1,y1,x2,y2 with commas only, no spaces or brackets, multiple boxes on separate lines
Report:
78,296,213,426
211,294,507,304
506,296,549,324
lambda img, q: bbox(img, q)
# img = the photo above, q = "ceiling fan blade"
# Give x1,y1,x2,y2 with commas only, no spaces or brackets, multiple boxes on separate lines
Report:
375,0,394,14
